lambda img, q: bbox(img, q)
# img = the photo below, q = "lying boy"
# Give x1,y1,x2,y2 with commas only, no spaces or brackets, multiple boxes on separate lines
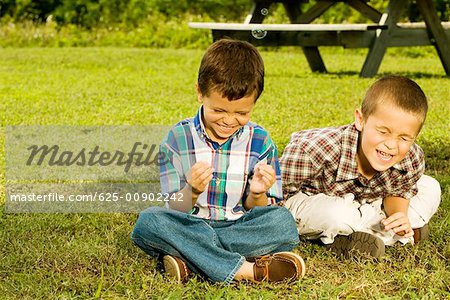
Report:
280,75,441,258
132,39,305,283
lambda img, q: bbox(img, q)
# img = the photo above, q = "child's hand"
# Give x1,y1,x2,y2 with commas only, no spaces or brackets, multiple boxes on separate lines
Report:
186,161,214,195
249,163,276,195
382,212,414,238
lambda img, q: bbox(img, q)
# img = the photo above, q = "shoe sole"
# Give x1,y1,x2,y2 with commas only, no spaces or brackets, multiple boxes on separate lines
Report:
329,232,385,258
276,251,306,279
163,255,182,283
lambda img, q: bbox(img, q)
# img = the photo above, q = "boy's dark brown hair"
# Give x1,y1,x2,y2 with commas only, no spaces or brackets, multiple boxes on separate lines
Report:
198,39,264,101
362,75,428,125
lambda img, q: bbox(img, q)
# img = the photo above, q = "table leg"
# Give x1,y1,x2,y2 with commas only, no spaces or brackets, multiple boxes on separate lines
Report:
360,0,409,77
416,0,450,76
347,0,382,23
245,0,274,24
302,47,327,73
284,0,335,73
295,0,336,23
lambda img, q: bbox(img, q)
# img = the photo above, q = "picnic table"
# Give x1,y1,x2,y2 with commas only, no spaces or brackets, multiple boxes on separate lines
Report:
189,0,450,77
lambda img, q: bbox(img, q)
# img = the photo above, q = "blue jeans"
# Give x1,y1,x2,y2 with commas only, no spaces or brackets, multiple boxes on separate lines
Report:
131,205,299,284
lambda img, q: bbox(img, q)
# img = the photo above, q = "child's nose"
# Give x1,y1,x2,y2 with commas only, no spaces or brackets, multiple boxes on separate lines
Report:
223,114,235,125
384,139,397,150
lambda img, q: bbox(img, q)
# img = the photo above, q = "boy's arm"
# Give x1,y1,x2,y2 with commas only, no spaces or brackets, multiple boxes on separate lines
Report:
382,196,413,237
160,131,213,213
384,196,409,216
159,141,188,212
169,186,197,212
382,145,425,238
244,163,276,210
244,133,282,210
244,193,268,210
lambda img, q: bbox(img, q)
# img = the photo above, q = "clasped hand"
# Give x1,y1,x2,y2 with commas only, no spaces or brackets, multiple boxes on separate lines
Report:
186,161,214,195
382,211,414,238
249,163,276,195
185,161,276,196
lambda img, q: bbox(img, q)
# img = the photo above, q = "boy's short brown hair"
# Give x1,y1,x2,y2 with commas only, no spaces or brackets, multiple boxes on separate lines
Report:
197,39,264,101
362,75,428,125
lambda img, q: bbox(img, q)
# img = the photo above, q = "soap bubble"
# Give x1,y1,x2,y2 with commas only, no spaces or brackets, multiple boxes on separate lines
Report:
251,29,267,39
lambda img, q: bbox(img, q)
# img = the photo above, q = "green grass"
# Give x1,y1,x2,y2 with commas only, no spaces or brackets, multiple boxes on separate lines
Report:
1,47,449,299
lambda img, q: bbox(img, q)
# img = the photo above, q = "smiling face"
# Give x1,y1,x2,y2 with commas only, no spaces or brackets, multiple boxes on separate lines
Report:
354,103,422,179
197,87,255,144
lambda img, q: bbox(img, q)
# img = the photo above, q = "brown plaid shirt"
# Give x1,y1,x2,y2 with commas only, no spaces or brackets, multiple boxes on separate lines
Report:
280,124,425,203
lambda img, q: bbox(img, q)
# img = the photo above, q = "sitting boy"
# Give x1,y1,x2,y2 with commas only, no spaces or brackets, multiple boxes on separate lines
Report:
132,39,305,283
280,75,441,258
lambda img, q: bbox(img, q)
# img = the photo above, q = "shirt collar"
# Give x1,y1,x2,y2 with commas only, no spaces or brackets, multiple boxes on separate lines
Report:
193,105,245,144
391,145,417,172
335,123,360,181
193,106,205,138
392,161,407,172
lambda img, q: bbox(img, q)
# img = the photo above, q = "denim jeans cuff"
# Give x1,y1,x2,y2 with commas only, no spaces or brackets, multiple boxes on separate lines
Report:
223,255,245,285
243,239,299,258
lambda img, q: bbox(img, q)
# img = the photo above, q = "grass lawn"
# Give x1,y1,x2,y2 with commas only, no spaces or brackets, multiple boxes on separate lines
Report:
1,46,449,299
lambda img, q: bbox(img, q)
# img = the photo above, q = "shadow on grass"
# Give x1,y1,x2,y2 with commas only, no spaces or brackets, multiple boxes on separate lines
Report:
377,71,448,79
266,70,360,79
324,70,448,79
323,71,360,77
268,70,448,79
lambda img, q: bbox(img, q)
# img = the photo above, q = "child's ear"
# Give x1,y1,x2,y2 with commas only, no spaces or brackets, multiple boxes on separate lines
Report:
195,84,203,103
354,109,364,131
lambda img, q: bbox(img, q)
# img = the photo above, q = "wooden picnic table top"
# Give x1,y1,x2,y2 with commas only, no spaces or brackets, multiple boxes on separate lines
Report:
190,0,450,77
188,22,387,31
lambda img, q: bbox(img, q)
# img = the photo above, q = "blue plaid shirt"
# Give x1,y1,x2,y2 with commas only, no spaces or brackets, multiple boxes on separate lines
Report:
159,106,283,221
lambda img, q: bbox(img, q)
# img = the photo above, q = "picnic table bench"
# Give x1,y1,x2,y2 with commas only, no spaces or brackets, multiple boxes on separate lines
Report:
189,0,450,77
